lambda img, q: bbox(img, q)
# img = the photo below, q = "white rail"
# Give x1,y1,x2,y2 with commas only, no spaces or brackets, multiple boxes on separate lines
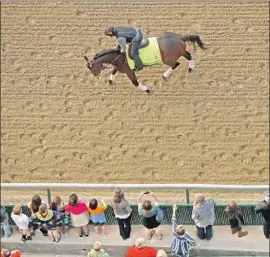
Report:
0,183,268,190
1,183,268,204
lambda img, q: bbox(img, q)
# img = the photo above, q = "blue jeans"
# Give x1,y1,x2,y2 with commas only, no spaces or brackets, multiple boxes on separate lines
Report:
131,30,143,70
263,221,270,239
196,225,213,240
1,216,12,237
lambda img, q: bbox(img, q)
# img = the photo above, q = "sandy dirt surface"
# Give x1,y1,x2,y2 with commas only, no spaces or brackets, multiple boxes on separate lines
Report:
1,2,269,202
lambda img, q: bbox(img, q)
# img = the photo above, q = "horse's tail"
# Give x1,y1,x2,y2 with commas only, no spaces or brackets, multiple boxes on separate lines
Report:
181,35,207,50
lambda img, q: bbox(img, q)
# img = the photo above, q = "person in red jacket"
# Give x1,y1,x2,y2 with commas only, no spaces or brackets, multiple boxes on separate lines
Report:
125,237,156,257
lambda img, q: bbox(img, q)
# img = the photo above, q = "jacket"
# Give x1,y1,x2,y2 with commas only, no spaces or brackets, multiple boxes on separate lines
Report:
192,199,215,228
112,27,137,42
0,205,8,223
171,217,196,257
125,246,156,257
87,249,110,257
255,201,270,222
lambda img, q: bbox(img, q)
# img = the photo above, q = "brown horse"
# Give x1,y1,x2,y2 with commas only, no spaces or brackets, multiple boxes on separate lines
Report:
84,32,206,93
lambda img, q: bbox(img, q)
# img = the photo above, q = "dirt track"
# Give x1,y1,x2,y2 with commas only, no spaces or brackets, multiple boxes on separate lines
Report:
1,2,269,200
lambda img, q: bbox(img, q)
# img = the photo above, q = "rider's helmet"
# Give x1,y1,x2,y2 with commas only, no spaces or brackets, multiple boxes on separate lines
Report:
104,26,115,37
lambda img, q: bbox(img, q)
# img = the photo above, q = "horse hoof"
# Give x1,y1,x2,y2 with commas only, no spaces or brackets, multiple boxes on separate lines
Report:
146,89,151,94
108,80,113,85
162,74,172,81
188,68,193,73
162,75,170,81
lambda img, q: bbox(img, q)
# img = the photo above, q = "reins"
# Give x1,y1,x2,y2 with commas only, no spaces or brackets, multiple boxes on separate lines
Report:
100,53,122,70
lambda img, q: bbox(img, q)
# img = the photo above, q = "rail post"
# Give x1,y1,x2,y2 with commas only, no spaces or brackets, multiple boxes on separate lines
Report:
47,188,52,204
185,189,190,204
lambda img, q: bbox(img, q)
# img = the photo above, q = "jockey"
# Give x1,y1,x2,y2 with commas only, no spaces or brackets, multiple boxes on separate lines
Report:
104,26,143,71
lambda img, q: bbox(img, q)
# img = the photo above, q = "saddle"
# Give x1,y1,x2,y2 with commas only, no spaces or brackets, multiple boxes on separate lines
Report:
128,38,149,60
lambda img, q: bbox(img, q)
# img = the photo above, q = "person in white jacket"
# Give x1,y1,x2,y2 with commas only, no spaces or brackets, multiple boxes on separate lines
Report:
191,193,215,240
11,204,32,243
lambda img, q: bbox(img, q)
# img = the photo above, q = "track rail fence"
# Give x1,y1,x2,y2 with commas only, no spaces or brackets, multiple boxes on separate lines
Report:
1,183,268,204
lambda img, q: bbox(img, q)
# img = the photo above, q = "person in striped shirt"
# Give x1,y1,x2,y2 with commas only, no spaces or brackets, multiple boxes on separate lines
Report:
171,204,196,257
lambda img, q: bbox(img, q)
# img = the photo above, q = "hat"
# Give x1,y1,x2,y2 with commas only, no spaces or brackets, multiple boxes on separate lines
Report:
104,26,114,36
135,237,145,248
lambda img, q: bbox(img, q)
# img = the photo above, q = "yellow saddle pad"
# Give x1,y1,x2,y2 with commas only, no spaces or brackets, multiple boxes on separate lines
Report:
126,37,162,70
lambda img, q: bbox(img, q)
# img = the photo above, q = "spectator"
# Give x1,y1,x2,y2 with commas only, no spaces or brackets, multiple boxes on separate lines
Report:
138,191,163,240
88,198,108,236
111,187,132,240
50,195,70,236
125,237,156,257
27,194,48,236
0,205,12,238
191,193,215,240
171,204,195,257
11,204,32,243
87,240,110,257
33,203,63,242
1,249,21,257
255,190,270,239
65,193,89,238
224,201,248,237
156,249,168,257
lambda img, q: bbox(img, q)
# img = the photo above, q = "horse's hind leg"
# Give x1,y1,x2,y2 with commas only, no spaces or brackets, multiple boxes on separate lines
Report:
108,67,118,85
163,61,180,80
183,51,195,72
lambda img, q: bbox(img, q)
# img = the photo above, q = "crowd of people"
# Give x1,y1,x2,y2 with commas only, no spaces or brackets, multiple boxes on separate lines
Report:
1,189,269,257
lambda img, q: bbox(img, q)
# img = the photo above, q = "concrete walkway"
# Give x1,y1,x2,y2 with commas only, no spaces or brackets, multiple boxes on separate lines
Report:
1,225,269,256
22,254,86,257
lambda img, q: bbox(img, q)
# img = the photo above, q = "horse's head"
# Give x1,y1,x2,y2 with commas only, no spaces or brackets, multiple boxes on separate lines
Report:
84,49,122,76
84,56,104,76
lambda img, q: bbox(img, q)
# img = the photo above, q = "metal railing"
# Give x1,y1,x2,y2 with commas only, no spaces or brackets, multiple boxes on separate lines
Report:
1,183,268,204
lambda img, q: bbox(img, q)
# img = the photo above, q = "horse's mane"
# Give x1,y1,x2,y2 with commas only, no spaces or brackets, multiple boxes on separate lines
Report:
94,49,121,60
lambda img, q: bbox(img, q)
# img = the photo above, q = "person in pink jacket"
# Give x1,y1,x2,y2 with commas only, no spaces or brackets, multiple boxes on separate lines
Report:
65,193,89,238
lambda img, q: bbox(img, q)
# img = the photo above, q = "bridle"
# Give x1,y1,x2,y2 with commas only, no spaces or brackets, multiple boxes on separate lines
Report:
84,52,123,72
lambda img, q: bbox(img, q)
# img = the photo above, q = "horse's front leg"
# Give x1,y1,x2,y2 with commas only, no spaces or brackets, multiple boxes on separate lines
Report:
108,67,118,85
125,68,150,93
